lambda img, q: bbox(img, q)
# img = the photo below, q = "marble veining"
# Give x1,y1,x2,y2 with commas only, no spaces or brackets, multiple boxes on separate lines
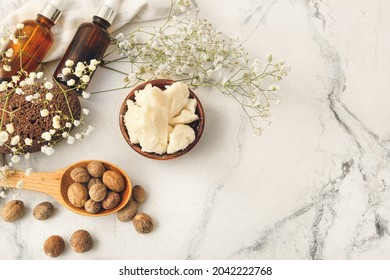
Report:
1,0,390,259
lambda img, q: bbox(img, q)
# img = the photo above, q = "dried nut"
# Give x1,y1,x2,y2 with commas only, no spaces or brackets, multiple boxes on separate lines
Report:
102,170,125,192
87,161,105,178
133,213,153,234
132,185,146,204
84,199,102,214
70,167,91,183
33,202,54,220
44,235,65,258
70,229,93,253
1,200,24,222
102,191,121,210
67,183,88,208
87,178,102,190
117,200,138,222
88,183,107,202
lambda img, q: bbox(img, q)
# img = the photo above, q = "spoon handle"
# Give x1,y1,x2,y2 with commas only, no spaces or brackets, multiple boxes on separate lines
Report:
1,171,63,201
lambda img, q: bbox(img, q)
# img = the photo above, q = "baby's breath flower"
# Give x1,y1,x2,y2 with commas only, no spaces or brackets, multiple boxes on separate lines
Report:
0,131,9,144
12,76,20,83
85,125,94,136
3,65,11,72
65,122,72,128
82,91,91,99
16,23,24,30
82,108,89,115
25,168,32,176
24,138,33,146
75,133,83,140
44,81,53,89
62,67,71,76
9,34,18,44
40,109,49,117
62,132,69,138
67,136,75,145
90,59,99,66
269,84,280,92
41,132,52,141
25,95,33,102
46,92,54,101
52,115,61,129
15,88,23,94
65,59,74,67
10,135,20,146
73,120,81,127
36,72,44,79
11,155,20,163
5,48,13,58
25,153,30,160
49,129,56,135
6,123,14,134
41,145,55,156
67,79,75,86
81,75,90,83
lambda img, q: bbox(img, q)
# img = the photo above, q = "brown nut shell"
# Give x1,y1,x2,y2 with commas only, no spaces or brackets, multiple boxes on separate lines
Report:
67,183,88,208
101,191,121,210
88,183,107,202
87,178,102,190
33,202,54,220
70,229,93,253
133,213,153,234
84,199,102,214
1,200,24,222
132,185,146,204
102,170,125,192
44,235,65,258
87,161,105,178
117,200,138,222
70,167,91,183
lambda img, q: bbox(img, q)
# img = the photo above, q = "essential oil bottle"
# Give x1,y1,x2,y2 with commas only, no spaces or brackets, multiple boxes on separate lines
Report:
0,0,63,82
54,0,119,92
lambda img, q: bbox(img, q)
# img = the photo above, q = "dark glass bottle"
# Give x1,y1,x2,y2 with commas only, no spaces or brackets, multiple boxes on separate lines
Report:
0,1,62,82
54,0,119,92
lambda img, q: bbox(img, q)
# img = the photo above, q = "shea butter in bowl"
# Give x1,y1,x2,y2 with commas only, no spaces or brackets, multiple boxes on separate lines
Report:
119,79,205,160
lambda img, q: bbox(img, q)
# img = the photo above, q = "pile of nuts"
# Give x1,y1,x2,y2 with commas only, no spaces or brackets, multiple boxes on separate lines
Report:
0,160,156,258
117,184,154,234
44,229,94,258
68,161,126,214
1,200,54,222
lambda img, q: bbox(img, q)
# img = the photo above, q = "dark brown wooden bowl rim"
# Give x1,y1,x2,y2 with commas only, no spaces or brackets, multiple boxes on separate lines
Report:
119,79,205,160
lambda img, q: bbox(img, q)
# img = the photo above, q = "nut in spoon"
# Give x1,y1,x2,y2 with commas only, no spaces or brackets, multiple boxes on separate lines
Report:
0,160,132,217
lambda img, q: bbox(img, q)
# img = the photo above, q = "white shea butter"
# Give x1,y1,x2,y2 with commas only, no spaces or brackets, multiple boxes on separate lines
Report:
124,82,198,155
167,124,195,154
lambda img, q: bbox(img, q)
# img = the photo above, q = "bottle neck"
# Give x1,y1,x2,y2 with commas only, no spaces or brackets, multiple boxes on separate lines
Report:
36,14,55,29
92,16,111,30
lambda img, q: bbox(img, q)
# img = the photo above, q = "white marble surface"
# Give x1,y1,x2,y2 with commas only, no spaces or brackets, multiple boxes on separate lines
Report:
2,0,390,259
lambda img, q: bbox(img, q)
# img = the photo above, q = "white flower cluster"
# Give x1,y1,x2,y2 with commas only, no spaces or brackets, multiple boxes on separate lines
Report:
0,27,16,72
111,1,289,134
61,59,99,93
0,55,95,197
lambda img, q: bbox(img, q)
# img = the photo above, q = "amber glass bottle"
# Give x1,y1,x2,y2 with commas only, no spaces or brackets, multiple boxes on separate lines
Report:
54,0,119,92
0,1,62,82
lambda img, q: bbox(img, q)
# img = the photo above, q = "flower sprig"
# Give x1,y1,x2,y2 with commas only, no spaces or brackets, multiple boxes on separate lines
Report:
104,0,289,134
0,26,96,198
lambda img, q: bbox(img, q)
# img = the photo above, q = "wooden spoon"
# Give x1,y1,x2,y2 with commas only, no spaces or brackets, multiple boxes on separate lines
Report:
1,160,132,217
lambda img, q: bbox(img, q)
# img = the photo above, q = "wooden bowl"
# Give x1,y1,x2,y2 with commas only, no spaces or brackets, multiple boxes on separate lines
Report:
119,79,205,160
